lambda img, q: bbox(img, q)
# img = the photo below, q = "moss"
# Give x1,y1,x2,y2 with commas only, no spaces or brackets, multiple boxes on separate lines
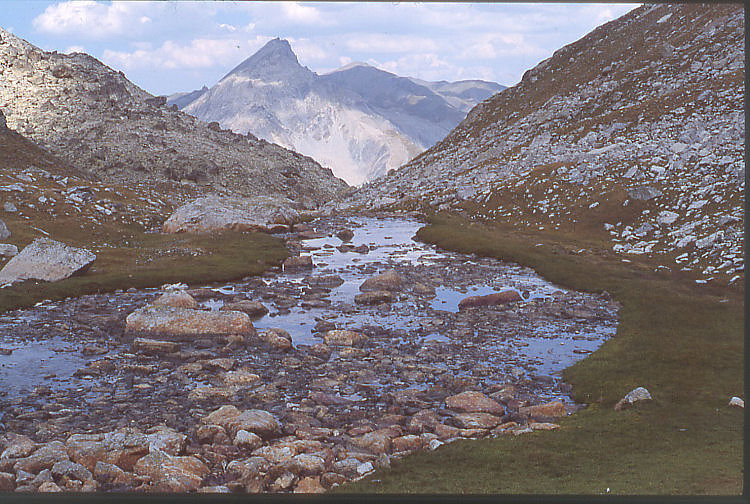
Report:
336,214,743,495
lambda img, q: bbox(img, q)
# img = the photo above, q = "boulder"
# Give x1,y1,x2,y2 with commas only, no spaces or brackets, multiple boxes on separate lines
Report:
0,219,9,240
351,431,392,454
359,269,404,292
125,306,254,337
294,476,326,493
0,471,15,491
529,422,560,431
336,229,355,242
0,237,95,284
151,291,198,309
1,433,36,459
288,454,326,476
458,290,522,310
13,442,69,474
354,290,394,304
259,328,293,350
51,460,93,482
93,461,135,486
729,396,744,408
445,391,504,415
323,330,366,346
162,196,300,234
202,406,281,439
233,430,263,451
519,401,566,419
614,387,652,411
66,428,181,472
133,450,209,493
283,255,313,271
304,274,344,288
220,300,268,318
221,369,261,388
392,435,423,453
132,337,179,355
451,412,502,429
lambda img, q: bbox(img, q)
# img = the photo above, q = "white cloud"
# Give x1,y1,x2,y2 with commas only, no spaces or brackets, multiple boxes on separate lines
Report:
64,45,84,54
289,38,328,62
345,34,439,54
33,1,147,38
280,2,322,24
102,36,272,71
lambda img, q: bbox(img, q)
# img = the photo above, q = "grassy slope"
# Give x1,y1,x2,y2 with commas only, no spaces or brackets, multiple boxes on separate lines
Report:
337,214,743,495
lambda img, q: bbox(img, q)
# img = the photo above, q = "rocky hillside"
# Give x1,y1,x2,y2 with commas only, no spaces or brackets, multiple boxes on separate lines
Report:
344,3,744,285
0,28,347,208
172,39,503,185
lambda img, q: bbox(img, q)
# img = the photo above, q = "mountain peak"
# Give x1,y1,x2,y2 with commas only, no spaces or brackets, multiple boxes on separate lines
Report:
225,38,312,82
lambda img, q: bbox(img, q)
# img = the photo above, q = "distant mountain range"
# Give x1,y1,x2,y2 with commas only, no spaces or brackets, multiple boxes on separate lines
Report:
168,39,505,185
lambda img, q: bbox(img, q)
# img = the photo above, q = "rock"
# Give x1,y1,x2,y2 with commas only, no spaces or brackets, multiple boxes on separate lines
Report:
93,461,134,486
132,337,179,355
627,186,663,201
406,409,441,434
66,429,152,472
220,300,268,318
0,244,17,257
146,427,186,456
0,237,95,284
188,387,235,401
196,425,227,445
289,454,326,476
519,401,567,418
259,328,293,350
125,306,255,337
13,442,69,474
270,471,296,491
392,435,423,453
356,461,375,476
0,471,15,491
294,476,326,493
615,386,653,411
304,274,344,288
412,283,436,297
354,290,394,304
657,210,680,226
336,229,355,242
351,431,392,454
729,396,744,408
283,255,313,271
233,430,263,451
151,291,198,309
198,485,231,493
428,439,444,451
1,433,36,459
162,196,300,234
458,290,522,310
451,412,502,429
529,422,560,431
202,406,282,439
323,330,367,346
321,471,346,488
221,370,261,388
0,219,9,240
2,202,16,213
445,391,504,415
359,269,404,292
133,450,209,493
51,460,93,482
38,481,63,492
614,387,652,411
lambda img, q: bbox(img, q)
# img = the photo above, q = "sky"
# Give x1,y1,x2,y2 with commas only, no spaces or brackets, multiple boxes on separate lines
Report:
2,2,638,96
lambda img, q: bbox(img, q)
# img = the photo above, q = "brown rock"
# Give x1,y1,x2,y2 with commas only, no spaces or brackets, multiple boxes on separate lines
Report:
132,337,179,355
13,442,69,474
519,401,566,419
0,471,15,491
392,435,423,453
323,330,366,346
233,430,262,451
125,306,255,337
66,429,151,472
354,290,394,304
133,450,209,493
295,476,326,493
202,406,281,439
151,291,198,309
445,391,504,415
0,434,36,459
434,423,461,440
336,229,355,242
289,453,326,476
259,328,293,351
220,300,268,318
458,290,522,310
321,471,346,488
93,461,134,486
38,481,63,492
221,369,261,388
351,430,392,454
283,255,313,271
406,409,441,434
188,386,235,401
451,412,502,430
359,269,404,292
196,425,226,445
529,422,560,431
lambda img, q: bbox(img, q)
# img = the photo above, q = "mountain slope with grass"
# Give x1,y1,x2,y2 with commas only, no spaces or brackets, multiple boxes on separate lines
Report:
343,3,744,285
0,28,347,208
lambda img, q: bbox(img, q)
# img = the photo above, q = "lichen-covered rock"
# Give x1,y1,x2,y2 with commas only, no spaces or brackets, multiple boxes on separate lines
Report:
0,237,95,284
519,400,567,418
729,396,744,408
125,306,254,337
614,387,652,411
445,391,504,415
132,450,209,493
202,405,281,439
162,196,301,234
323,330,366,346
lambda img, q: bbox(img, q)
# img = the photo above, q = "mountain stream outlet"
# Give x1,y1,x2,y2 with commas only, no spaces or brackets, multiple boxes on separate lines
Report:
0,213,620,492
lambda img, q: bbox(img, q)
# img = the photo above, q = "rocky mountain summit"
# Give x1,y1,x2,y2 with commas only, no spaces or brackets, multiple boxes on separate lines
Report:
0,28,347,208
343,4,744,285
171,39,503,185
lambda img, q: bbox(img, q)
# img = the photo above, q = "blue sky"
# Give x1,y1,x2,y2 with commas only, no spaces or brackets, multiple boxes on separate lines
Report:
2,2,638,96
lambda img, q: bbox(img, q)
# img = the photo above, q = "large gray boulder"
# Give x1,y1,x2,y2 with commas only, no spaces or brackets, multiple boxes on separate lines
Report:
0,218,9,240
0,237,95,284
162,195,301,234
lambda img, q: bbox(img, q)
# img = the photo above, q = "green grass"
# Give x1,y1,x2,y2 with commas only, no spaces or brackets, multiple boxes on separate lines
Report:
336,214,744,495
0,229,288,313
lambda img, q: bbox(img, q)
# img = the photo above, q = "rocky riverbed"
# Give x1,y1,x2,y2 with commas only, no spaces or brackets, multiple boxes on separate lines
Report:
0,214,619,493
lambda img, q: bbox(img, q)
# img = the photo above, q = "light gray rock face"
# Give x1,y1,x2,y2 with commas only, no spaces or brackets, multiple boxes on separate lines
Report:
0,219,9,240
173,38,503,185
0,237,95,284
0,28,347,207
162,195,301,234
0,244,18,257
